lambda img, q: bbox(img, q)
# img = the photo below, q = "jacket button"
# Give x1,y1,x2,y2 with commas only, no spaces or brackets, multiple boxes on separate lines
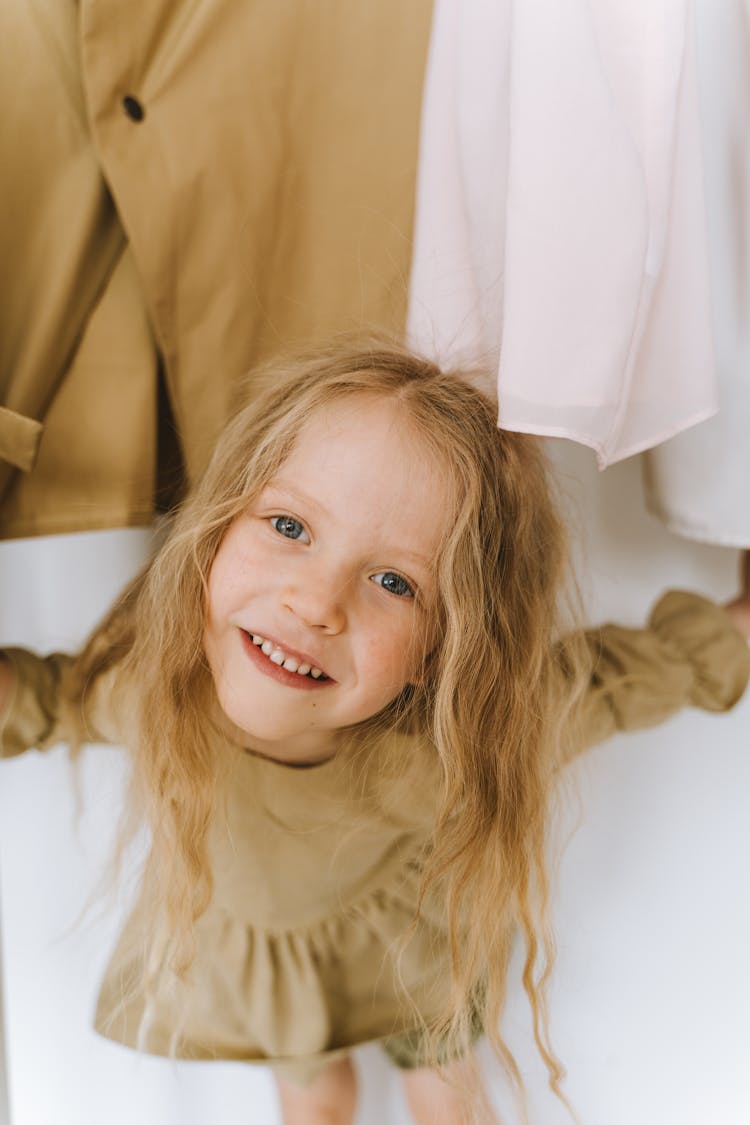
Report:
122,95,145,122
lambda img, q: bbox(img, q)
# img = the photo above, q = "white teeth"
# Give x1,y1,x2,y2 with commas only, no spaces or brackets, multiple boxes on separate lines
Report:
247,633,325,679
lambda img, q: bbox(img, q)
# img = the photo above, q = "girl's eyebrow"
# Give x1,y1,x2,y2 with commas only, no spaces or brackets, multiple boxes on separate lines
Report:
263,479,327,515
263,479,434,571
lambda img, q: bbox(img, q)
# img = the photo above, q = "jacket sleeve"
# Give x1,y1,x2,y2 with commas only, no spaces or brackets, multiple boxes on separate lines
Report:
569,590,750,756
0,648,126,758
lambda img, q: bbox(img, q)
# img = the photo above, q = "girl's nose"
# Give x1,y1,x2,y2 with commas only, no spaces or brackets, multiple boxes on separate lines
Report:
281,579,347,634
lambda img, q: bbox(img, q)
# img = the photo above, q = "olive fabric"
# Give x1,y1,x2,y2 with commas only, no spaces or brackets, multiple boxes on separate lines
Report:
0,0,433,539
1,591,748,1082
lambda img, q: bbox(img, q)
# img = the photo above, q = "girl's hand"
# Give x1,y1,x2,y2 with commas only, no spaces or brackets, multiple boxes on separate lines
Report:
724,550,750,638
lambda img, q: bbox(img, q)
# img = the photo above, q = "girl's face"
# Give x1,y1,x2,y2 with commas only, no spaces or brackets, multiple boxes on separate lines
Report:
203,395,452,764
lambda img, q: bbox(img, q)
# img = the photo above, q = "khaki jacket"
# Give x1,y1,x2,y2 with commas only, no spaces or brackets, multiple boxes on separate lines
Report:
0,0,432,538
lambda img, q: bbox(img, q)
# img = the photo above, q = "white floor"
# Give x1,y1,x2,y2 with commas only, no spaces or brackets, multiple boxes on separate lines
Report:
0,440,748,1125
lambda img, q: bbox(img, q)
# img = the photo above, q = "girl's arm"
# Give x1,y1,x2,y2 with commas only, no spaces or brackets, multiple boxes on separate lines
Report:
0,648,125,759
567,580,750,757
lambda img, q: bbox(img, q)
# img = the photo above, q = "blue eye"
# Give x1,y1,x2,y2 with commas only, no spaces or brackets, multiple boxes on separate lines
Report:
270,516,309,542
371,571,414,598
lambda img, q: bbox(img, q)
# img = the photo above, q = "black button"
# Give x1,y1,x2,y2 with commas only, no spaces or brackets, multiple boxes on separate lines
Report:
122,95,145,122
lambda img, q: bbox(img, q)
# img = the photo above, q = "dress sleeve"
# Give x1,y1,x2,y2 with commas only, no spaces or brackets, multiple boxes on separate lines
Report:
0,648,126,758
570,590,750,755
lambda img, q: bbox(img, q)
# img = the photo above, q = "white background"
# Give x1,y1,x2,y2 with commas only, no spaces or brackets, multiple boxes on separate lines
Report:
0,438,748,1125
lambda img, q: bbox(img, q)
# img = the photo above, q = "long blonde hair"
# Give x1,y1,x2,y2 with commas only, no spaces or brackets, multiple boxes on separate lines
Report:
70,339,585,1115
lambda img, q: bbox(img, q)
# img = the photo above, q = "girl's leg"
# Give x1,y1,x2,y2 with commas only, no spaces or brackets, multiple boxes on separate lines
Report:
402,1057,498,1125
275,1056,358,1125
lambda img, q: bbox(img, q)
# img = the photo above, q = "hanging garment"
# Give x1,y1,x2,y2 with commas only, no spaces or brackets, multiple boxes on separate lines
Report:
407,0,717,468
0,0,433,539
643,0,750,546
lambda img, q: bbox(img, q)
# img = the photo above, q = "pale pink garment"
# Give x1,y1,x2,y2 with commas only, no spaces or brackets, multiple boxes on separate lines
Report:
407,0,718,468
643,0,750,546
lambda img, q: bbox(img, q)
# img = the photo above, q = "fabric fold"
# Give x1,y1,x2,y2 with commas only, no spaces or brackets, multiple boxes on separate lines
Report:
0,407,43,472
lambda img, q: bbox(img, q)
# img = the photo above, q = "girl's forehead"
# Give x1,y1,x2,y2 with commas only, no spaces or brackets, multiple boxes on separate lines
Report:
274,395,456,534
289,394,433,457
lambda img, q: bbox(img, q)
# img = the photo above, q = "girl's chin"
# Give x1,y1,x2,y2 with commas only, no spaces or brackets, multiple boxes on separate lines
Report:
216,706,335,764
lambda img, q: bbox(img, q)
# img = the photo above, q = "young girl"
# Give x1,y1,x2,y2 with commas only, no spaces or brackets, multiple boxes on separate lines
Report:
1,343,749,1125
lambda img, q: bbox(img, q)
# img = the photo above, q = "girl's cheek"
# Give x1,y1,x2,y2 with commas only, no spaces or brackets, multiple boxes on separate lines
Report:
386,632,427,688
362,634,401,685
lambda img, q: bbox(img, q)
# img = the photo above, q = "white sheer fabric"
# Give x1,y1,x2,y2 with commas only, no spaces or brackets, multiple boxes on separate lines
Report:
643,0,750,546
407,0,717,467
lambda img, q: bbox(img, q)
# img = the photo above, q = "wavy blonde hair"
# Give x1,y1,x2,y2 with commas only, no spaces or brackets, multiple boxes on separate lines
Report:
70,339,585,1118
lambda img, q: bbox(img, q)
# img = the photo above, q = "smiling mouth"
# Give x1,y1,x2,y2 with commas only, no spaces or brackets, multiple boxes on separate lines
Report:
243,632,331,681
